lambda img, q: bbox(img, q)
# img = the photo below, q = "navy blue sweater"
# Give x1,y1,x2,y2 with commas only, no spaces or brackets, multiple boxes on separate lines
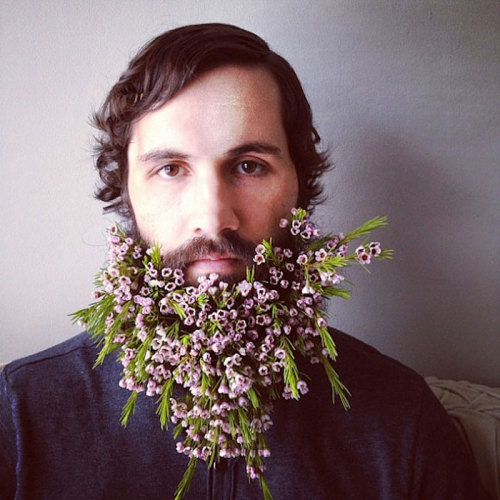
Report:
0,330,489,499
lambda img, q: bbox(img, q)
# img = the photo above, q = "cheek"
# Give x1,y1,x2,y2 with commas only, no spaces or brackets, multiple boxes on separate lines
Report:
282,174,299,211
270,169,299,216
130,193,182,250
242,175,298,239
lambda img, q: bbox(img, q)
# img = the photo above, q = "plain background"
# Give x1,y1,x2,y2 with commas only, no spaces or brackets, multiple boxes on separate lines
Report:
1,1,498,386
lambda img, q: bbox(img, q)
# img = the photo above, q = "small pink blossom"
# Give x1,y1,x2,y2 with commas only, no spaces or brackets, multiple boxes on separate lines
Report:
255,244,266,255
296,254,308,265
297,380,309,394
315,249,327,261
253,254,265,265
369,241,381,256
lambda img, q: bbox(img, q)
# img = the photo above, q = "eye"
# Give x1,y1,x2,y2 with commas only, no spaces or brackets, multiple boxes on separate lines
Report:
157,164,182,178
234,160,266,176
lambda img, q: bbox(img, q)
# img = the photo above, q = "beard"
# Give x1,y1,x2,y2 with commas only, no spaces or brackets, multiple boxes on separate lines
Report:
161,231,256,285
124,199,296,285
126,219,295,286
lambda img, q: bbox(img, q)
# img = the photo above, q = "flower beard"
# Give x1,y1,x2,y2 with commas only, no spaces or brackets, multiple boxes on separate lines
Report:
74,209,390,499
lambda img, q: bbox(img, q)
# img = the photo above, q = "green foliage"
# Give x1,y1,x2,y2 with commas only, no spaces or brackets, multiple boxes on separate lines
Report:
340,216,388,244
379,249,394,259
173,423,184,440
174,457,197,500
260,476,274,500
321,357,351,410
149,243,163,269
156,378,175,429
317,325,338,360
293,207,307,221
237,409,252,446
120,391,138,427
94,335,119,367
166,321,180,338
247,387,260,408
170,301,187,319
281,337,299,399
317,256,349,271
246,265,255,283
323,287,351,299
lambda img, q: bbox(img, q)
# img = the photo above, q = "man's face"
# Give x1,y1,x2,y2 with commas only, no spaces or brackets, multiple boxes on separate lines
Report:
127,65,299,284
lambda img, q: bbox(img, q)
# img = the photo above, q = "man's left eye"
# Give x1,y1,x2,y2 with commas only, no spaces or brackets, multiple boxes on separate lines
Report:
234,160,266,175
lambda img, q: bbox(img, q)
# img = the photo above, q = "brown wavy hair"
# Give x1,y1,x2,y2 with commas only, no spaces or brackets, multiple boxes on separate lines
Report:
93,23,330,218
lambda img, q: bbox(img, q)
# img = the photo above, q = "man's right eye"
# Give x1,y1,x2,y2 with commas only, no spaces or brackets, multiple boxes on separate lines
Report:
157,164,182,178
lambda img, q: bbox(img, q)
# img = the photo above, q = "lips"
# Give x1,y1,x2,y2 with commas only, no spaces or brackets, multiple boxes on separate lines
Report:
190,253,238,263
187,253,244,275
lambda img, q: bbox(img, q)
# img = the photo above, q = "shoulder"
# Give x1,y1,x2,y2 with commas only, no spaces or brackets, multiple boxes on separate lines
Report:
0,333,115,407
293,327,434,438
331,326,414,371
2,332,96,387
328,327,428,400
1,331,123,439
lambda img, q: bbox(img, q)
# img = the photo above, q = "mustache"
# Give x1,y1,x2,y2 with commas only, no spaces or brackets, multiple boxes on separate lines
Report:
161,231,257,270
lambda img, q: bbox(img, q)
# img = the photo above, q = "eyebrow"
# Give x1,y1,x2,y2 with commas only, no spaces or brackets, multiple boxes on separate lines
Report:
136,141,283,163
227,142,283,159
137,149,189,163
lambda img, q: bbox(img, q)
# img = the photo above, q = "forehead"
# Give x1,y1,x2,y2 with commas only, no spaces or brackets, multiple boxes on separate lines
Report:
128,65,287,157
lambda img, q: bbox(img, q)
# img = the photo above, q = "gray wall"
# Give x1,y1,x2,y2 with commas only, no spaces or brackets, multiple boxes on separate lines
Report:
1,1,498,385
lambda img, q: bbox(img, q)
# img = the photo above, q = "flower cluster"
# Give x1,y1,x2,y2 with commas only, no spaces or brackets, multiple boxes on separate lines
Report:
72,209,391,500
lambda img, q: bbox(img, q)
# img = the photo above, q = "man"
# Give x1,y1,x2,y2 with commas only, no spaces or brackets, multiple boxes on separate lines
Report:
0,24,488,499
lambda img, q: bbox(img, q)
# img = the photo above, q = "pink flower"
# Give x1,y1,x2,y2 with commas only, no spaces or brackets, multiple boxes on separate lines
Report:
253,254,265,265
297,380,309,394
274,348,286,360
356,246,371,265
305,307,314,317
317,317,327,327
237,280,252,296
296,254,308,265
255,244,266,255
113,334,126,344
315,249,327,261
369,241,381,256
161,268,172,278
336,244,348,257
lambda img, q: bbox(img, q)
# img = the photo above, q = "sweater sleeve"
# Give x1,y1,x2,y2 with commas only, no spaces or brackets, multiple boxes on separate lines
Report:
410,384,492,500
0,370,17,499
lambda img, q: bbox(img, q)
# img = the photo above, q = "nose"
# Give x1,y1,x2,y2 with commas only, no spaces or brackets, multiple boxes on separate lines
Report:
186,167,240,238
